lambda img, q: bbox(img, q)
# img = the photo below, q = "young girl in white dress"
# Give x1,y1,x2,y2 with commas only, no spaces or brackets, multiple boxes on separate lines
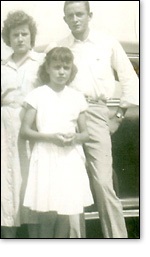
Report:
20,47,93,238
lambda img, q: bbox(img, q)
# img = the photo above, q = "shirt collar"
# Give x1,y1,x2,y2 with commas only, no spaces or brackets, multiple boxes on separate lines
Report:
1,49,39,66
69,29,97,45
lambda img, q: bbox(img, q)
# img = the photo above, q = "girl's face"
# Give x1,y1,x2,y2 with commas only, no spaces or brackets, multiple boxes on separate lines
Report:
46,60,72,89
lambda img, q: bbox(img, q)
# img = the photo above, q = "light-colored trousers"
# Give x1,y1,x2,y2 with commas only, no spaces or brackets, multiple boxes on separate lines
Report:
71,101,127,238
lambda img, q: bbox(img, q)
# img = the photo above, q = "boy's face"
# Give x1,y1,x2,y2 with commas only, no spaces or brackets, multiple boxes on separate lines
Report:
46,60,72,88
64,2,92,39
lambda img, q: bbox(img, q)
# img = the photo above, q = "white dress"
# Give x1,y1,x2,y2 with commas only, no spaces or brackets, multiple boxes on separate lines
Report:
23,85,93,215
1,51,45,226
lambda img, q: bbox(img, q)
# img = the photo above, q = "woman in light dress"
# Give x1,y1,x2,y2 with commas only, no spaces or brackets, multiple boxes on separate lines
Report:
1,10,45,238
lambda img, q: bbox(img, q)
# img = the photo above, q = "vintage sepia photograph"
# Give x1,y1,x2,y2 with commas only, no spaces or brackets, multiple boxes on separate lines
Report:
1,1,139,239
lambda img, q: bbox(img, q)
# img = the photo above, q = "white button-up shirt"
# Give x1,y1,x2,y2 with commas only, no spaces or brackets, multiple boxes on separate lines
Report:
1,50,45,100
58,30,139,107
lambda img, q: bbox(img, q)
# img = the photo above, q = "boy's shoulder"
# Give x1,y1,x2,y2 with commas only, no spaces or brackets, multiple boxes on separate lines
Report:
57,34,74,48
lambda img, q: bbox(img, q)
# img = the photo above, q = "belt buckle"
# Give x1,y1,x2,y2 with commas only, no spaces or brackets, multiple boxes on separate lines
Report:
86,96,106,105
86,96,96,104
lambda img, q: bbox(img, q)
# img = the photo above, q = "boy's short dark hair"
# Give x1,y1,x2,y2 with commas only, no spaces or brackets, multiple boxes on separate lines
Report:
64,1,90,14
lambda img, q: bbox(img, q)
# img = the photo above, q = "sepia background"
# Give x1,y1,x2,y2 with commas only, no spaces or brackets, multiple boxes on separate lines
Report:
1,0,150,255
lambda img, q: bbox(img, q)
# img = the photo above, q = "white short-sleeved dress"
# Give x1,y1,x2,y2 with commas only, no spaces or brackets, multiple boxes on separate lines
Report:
23,85,93,215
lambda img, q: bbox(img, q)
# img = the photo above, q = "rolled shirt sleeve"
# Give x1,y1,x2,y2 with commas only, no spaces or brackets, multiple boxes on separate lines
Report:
111,38,139,107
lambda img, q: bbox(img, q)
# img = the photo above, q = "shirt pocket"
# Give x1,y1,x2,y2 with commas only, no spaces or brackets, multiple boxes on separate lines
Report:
89,50,111,79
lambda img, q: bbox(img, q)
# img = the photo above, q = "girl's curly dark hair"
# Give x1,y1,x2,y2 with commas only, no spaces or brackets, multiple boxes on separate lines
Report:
38,47,78,85
2,10,37,47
